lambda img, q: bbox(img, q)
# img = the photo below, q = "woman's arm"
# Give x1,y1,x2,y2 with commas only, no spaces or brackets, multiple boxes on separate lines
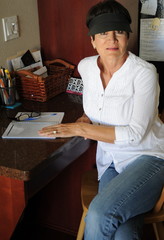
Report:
38,115,115,143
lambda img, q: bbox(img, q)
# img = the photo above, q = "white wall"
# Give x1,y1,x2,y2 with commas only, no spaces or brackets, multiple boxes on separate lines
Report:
0,0,40,69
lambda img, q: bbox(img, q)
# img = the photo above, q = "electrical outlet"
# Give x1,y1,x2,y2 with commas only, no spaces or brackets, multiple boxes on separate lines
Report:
2,16,19,41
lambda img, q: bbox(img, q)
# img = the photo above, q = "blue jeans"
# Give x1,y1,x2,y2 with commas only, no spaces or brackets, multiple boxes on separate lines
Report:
84,155,164,240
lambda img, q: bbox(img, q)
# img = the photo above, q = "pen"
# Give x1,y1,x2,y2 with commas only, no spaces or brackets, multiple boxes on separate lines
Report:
0,67,15,105
0,78,9,100
0,67,7,87
5,69,12,87
6,124,14,136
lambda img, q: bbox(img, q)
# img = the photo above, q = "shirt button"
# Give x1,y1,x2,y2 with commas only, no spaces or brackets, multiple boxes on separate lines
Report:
99,108,102,111
101,93,103,97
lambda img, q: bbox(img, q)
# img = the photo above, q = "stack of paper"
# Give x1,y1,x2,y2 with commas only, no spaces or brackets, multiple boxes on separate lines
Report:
6,49,43,72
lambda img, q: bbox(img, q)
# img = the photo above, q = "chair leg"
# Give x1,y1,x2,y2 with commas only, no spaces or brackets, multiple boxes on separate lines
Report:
76,210,87,240
153,222,164,240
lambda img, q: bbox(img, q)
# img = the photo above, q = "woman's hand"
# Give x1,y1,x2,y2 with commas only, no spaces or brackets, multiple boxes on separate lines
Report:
38,122,82,138
75,113,91,140
38,113,92,138
76,113,91,123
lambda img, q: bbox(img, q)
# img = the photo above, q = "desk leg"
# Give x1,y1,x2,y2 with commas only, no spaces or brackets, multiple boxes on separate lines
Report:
0,176,26,240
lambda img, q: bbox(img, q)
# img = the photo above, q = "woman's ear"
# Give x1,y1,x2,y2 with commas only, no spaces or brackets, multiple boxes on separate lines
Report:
91,36,96,49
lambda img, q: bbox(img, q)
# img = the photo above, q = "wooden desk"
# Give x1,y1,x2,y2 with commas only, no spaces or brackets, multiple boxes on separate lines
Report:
0,93,92,240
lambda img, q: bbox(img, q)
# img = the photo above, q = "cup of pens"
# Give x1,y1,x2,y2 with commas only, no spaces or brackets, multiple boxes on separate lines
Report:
0,86,15,106
0,67,15,106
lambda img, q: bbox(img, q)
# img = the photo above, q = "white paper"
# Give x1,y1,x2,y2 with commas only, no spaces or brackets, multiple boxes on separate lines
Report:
139,18,164,61
33,66,48,78
2,112,64,139
11,50,43,71
141,0,158,16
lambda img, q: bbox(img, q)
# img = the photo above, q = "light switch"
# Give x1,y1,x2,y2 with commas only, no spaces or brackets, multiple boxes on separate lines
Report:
2,16,19,41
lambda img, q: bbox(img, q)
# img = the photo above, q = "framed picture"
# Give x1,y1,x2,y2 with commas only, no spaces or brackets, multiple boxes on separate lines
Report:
66,77,83,95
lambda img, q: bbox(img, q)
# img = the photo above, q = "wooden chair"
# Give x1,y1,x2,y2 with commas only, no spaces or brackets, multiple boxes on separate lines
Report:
76,169,164,240
144,187,164,240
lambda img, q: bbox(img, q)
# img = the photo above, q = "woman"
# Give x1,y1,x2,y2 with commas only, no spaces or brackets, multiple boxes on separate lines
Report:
39,0,164,239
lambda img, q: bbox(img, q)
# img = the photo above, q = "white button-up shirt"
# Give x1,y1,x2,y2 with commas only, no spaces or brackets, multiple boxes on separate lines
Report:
78,52,164,179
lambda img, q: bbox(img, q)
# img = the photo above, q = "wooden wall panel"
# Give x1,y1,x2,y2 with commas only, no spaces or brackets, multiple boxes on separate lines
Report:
37,0,139,72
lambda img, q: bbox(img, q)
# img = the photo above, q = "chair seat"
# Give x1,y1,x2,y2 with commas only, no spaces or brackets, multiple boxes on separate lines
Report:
144,209,164,223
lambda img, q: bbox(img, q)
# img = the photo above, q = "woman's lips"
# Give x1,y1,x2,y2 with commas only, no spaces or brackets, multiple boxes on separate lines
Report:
106,47,118,51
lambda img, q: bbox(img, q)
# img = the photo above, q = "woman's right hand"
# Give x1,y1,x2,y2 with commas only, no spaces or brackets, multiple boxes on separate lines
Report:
76,113,91,124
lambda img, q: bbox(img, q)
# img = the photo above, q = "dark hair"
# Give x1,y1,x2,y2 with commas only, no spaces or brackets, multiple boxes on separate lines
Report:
86,0,132,28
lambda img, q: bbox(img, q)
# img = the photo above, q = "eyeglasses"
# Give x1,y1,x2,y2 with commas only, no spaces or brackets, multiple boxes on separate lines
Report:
96,30,127,39
9,112,41,121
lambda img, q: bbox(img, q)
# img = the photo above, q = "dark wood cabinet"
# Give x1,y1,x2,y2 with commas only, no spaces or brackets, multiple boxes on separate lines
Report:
37,0,139,70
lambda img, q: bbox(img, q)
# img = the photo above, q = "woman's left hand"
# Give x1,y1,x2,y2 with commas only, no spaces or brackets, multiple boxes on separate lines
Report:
38,123,79,138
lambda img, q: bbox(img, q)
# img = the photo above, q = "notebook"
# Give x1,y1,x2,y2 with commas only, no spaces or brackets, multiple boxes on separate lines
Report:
2,112,64,139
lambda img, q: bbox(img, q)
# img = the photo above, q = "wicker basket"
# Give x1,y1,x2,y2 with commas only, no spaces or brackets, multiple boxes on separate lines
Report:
15,59,75,102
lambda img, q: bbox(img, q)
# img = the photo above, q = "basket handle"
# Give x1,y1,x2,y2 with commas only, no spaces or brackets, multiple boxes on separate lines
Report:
16,70,41,80
44,59,75,70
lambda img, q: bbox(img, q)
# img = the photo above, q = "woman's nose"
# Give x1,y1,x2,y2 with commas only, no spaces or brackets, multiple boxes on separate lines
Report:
106,31,117,41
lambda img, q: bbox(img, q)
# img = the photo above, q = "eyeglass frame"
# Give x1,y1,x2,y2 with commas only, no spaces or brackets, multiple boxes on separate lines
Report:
96,30,128,39
91,30,129,40
8,112,41,121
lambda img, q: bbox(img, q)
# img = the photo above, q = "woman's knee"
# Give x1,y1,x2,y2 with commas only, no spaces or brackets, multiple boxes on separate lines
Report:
84,201,105,239
85,200,103,226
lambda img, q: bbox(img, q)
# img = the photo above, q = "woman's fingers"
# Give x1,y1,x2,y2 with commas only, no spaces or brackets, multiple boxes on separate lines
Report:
38,123,78,138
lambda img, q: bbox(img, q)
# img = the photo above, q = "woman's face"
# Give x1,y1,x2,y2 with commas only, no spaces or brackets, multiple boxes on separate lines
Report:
91,30,129,59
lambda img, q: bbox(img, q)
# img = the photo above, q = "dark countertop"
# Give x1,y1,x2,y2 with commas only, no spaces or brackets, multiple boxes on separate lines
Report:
0,93,85,182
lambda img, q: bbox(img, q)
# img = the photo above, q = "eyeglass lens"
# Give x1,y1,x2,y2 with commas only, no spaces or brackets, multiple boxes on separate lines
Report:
17,112,40,121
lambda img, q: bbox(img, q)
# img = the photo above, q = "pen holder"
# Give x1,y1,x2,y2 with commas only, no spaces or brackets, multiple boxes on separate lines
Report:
0,86,16,106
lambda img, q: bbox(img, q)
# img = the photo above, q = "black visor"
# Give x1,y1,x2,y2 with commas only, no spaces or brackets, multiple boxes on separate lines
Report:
88,13,132,36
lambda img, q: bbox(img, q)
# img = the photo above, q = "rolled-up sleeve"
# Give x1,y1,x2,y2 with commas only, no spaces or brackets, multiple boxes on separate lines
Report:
115,67,159,146
115,124,145,146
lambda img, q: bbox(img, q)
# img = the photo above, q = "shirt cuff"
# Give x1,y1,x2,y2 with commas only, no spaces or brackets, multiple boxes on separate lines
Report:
114,126,134,145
